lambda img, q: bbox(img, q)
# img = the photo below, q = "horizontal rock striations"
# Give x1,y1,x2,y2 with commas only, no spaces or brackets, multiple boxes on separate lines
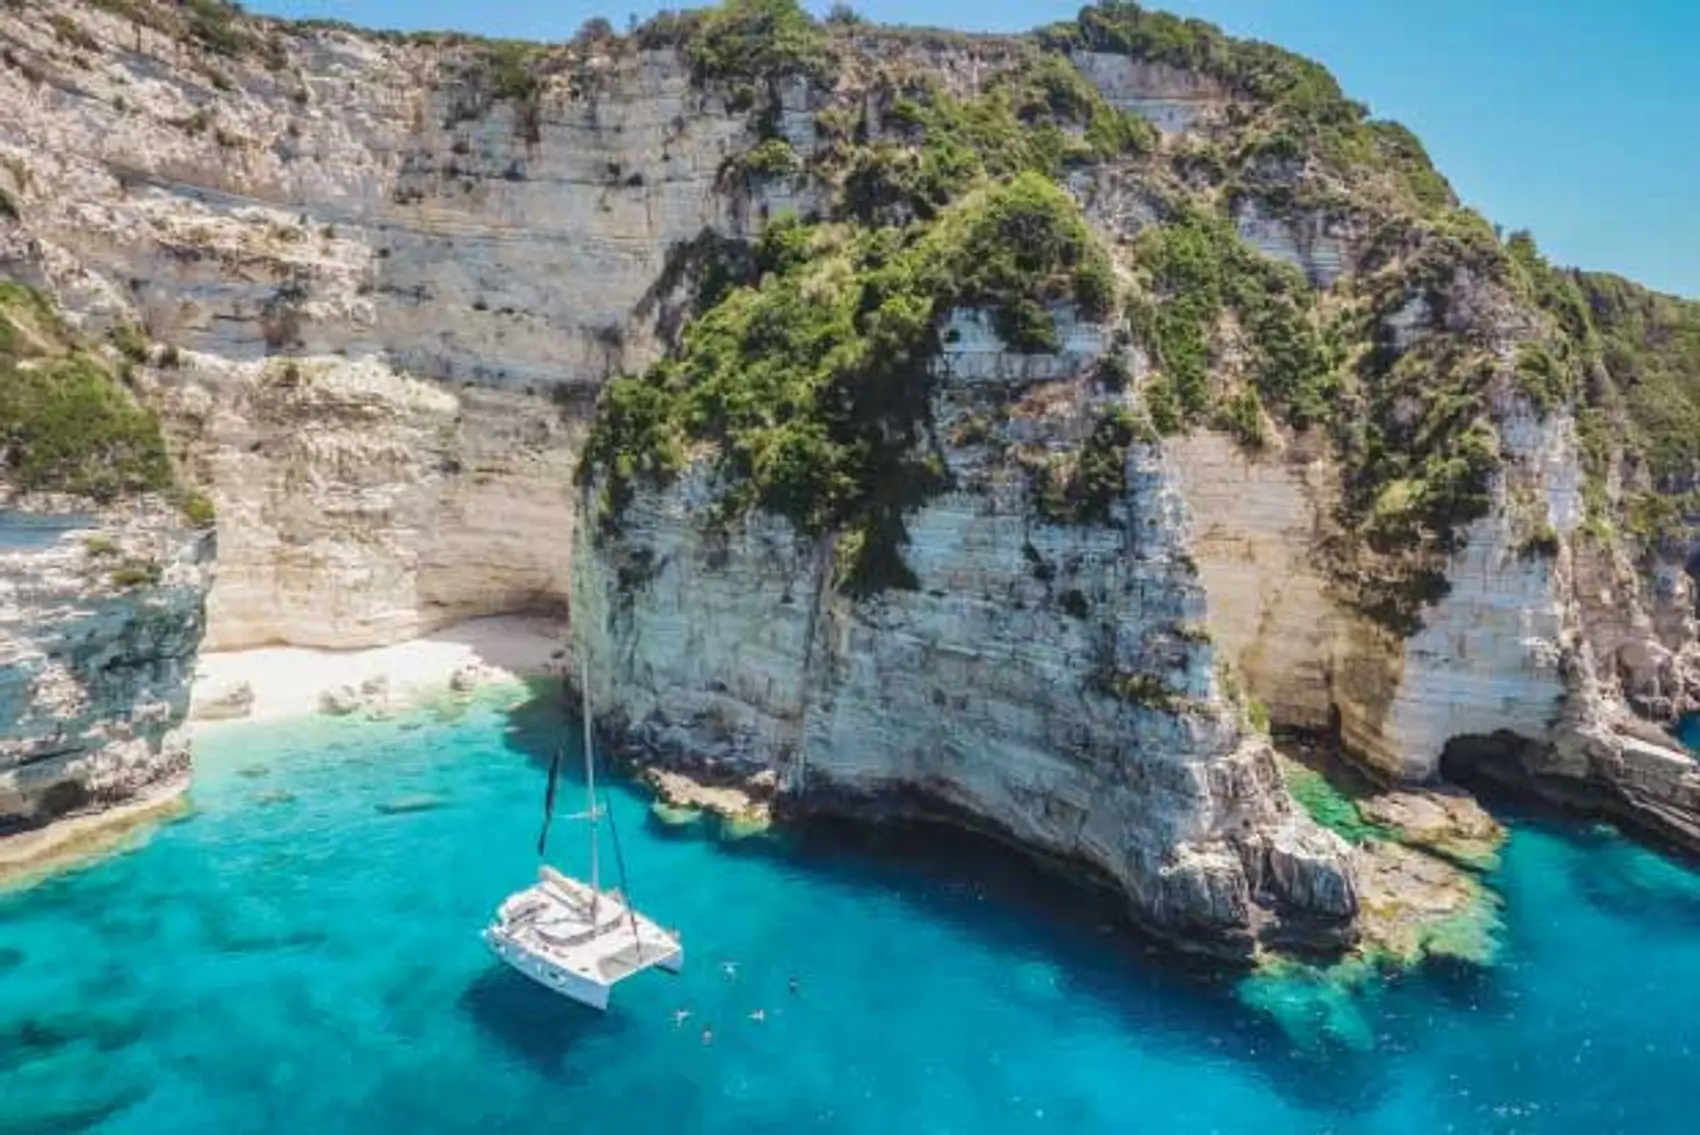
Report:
4,0,1700,937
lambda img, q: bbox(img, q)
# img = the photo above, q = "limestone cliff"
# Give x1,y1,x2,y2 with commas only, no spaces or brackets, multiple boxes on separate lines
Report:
0,269,212,841
0,498,210,836
0,0,765,648
574,307,1356,955
3,0,1699,927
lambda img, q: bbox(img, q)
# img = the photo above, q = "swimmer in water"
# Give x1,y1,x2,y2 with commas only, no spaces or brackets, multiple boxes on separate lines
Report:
788,975,799,995
749,1009,766,1023
722,961,738,979
701,1027,714,1045
673,1009,692,1027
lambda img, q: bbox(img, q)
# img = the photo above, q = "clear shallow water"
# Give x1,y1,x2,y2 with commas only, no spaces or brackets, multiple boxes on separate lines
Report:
4,689,1700,1134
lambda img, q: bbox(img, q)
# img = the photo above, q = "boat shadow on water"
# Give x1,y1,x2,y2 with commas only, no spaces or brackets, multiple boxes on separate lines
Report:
487,692,1407,1117
458,963,635,1075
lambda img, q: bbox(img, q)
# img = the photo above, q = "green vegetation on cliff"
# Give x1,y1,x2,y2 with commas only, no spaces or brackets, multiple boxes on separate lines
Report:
0,282,174,502
1038,1,1454,212
1497,231,1700,541
1576,273,1700,486
825,50,1157,226
583,174,1113,591
1126,206,1336,433
563,0,1690,625
571,1,1514,622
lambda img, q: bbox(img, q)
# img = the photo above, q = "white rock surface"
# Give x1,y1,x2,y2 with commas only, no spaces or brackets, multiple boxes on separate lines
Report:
0,498,211,834
574,312,1357,952
191,679,254,722
1073,52,1227,134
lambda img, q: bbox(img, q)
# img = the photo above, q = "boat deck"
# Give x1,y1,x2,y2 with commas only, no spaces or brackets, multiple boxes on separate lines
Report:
487,866,682,995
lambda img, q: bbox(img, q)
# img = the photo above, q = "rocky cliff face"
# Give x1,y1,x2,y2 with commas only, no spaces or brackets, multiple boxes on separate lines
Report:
4,0,1700,939
575,307,1356,954
0,0,776,648
0,497,211,836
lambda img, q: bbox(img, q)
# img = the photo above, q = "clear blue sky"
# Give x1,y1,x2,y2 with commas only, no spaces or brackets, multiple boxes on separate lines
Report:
248,0,1700,298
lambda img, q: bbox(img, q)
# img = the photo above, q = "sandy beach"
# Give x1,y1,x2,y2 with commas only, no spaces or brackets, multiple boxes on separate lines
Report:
190,614,569,726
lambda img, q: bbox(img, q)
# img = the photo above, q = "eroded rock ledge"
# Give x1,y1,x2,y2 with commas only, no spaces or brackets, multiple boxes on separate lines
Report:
575,308,1359,960
0,497,212,845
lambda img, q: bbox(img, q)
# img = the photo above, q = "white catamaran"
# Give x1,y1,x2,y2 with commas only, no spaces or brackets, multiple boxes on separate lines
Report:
482,660,683,1010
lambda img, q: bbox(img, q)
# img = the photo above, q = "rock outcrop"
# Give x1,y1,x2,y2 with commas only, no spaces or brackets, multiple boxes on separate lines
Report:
0,0,758,650
0,498,212,834
4,0,1700,942
574,309,1358,956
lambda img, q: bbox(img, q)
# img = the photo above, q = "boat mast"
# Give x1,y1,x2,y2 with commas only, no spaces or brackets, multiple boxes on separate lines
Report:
582,651,600,926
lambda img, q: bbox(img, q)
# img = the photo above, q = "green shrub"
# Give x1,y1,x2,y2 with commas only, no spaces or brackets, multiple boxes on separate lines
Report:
1517,521,1560,561
84,534,119,558
109,561,163,589
109,323,149,364
920,172,1116,352
685,0,832,108
1067,406,1139,524
1513,342,1568,414
1246,696,1271,734
1217,386,1267,451
182,492,216,528
1128,205,1334,430
732,138,804,185
1100,669,1181,712
0,354,173,501
484,41,542,102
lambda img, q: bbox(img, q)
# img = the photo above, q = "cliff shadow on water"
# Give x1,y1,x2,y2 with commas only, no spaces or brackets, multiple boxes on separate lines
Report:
494,684,1444,1104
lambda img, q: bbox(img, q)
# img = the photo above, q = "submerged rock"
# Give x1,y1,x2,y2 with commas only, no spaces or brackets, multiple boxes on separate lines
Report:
1358,786,1504,870
193,681,256,723
1351,841,1502,968
1274,746,1506,969
649,802,705,828
642,768,773,837
375,794,447,816
319,686,364,717
449,665,484,693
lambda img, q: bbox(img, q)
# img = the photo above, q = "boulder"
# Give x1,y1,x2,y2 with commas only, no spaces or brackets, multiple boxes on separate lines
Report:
193,681,255,722
319,685,363,716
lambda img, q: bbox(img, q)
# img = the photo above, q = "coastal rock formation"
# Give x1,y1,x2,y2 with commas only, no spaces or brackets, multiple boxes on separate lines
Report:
4,0,1700,943
190,677,254,722
149,352,581,649
574,309,1358,955
0,499,212,834
0,0,752,649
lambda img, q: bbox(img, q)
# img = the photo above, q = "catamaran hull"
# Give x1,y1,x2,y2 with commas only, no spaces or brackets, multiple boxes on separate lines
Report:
484,927,614,1011
482,927,685,1011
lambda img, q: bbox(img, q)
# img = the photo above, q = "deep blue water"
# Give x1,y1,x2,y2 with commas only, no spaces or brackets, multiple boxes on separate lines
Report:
4,686,1700,1134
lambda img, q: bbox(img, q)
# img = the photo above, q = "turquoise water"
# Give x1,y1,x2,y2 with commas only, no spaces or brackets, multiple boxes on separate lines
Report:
4,687,1700,1134
1674,712,1700,752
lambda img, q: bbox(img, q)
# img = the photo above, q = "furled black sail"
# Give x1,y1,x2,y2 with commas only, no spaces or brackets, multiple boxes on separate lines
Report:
537,735,563,858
